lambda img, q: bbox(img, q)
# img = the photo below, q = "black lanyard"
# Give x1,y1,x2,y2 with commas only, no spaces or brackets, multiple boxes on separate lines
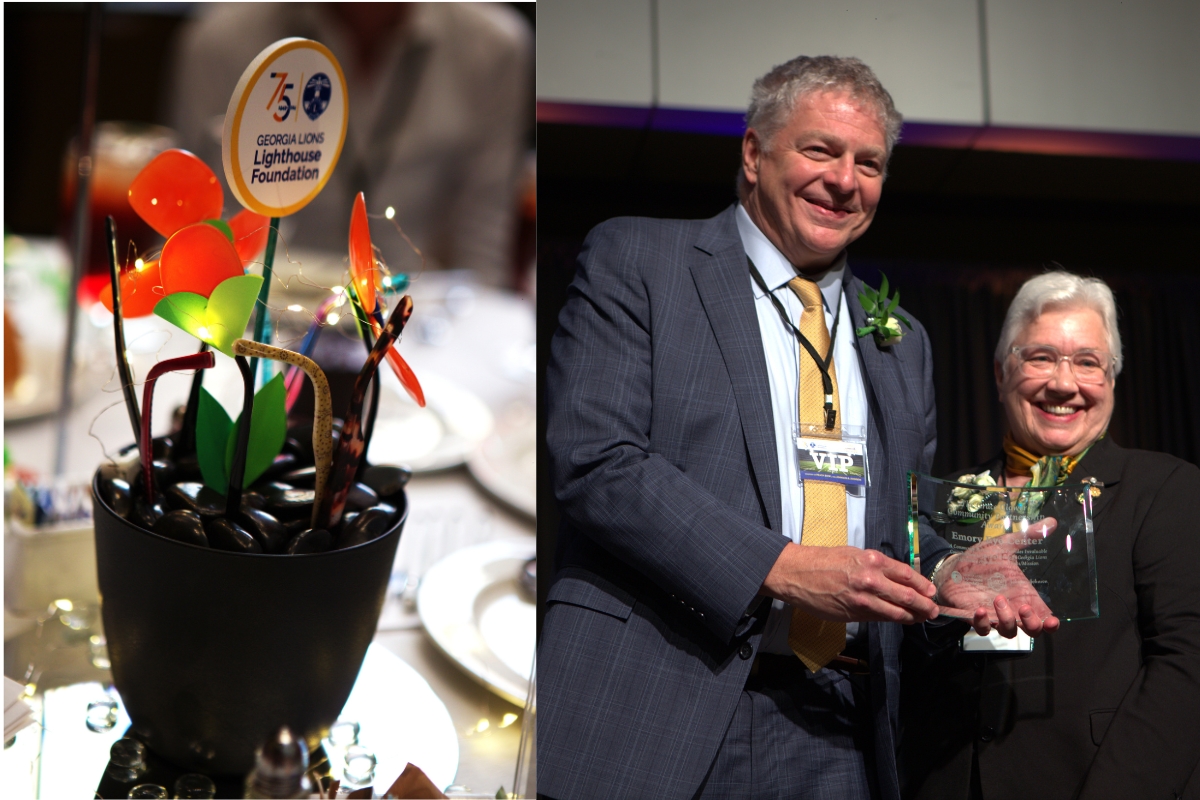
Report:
748,258,841,431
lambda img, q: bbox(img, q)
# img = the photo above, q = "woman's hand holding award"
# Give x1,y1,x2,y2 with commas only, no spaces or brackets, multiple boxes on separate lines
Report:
910,472,1100,631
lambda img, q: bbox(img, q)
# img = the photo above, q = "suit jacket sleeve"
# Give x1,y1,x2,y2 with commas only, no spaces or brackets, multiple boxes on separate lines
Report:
1078,459,1200,798
546,219,788,645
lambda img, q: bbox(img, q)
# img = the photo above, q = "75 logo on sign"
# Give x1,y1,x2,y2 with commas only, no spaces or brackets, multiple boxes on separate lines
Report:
267,72,295,122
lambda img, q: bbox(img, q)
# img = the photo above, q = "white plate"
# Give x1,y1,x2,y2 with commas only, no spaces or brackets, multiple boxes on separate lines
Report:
333,643,459,791
368,371,494,473
30,643,458,798
418,541,536,708
467,416,536,519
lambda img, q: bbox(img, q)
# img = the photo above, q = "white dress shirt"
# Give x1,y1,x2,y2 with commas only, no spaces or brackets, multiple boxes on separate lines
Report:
736,204,869,652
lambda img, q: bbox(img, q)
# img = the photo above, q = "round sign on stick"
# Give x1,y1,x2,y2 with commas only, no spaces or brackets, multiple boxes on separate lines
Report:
222,38,348,217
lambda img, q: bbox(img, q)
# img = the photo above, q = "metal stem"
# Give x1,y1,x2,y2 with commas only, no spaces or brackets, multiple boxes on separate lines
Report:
249,217,281,386
106,216,141,449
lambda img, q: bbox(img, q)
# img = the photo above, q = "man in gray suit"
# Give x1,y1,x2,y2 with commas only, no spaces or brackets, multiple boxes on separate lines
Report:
541,56,1045,800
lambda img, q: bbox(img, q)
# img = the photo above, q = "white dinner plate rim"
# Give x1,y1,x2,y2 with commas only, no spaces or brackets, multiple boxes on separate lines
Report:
417,540,536,708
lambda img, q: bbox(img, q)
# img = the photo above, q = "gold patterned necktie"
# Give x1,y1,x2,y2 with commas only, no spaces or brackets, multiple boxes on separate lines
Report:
785,277,848,672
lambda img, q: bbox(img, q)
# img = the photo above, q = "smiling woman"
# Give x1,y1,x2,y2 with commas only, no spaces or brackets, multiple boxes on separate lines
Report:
992,272,1122,464
902,270,1200,800
998,309,1115,463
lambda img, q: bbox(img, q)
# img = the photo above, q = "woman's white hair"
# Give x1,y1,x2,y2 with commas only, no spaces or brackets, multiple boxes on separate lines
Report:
995,271,1122,377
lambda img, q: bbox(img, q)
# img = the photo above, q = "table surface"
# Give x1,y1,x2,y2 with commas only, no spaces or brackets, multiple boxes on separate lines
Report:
3,268,535,797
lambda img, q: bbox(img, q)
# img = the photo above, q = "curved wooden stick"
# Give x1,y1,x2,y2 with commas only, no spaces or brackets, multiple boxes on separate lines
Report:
232,338,331,529
368,300,424,407
319,295,412,531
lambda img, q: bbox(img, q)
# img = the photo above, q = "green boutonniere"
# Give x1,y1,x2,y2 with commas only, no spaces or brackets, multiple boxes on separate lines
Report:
856,272,912,346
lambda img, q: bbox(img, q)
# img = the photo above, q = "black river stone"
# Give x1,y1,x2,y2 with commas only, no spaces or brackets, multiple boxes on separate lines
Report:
98,448,139,484
259,452,299,483
237,508,288,554
345,482,379,512
102,478,133,518
284,426,315,463
337,511,359,535
173,454,202,483
151,436,174,461
107,418,405,556
133,496,166,529
240,489,269,512
165,482,225,517
285,528,332,554
264,484,316,520
360,465,411,505
282,436,306,460
280,465,317,489
150,458,176,488
152,510,208,547
204,517,262,553
337,506,394,549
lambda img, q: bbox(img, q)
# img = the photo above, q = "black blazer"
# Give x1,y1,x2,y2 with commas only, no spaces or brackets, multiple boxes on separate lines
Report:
900,436,1200,800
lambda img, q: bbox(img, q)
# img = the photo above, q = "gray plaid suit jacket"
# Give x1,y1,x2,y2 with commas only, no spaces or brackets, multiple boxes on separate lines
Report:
541,206,949,800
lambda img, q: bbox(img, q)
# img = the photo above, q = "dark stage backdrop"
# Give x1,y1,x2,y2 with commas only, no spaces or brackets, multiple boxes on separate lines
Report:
536,121,1200,624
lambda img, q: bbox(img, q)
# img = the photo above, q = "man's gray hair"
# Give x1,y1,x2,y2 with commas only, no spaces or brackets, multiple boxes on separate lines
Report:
995,271,1123,378
738,55,902,200
746,55,902,153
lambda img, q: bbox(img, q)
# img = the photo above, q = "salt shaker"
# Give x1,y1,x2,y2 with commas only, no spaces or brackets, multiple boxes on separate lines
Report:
244,726,312,799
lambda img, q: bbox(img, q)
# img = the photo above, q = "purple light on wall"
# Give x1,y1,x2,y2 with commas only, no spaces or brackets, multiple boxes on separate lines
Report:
538,101,1200,162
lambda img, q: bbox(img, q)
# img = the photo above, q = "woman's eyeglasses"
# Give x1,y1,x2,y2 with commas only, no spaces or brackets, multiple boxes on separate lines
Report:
1010,344,1116,384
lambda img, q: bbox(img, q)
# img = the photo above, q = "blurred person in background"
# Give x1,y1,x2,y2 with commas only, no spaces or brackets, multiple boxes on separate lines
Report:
901,271,1200,800
167,2,532,286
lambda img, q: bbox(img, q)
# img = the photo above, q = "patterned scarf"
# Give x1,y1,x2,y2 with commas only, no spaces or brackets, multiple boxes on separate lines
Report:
1002,433,1089,487
1002,431,1100,519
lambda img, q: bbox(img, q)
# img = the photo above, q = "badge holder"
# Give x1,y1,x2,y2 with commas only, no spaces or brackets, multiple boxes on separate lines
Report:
795,423,868,491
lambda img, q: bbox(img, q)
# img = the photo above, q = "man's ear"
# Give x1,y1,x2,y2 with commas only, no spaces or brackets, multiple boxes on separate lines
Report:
741,129,762,187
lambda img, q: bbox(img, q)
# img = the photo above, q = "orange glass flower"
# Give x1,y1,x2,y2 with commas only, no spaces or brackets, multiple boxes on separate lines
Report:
347,193,423,406
127,150,223,238
349,192,377,314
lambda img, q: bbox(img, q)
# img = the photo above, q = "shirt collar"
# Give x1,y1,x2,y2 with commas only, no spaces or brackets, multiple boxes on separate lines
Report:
736,204,847,313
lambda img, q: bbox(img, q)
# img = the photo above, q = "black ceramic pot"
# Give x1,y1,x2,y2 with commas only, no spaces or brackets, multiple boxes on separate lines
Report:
92,473,405,776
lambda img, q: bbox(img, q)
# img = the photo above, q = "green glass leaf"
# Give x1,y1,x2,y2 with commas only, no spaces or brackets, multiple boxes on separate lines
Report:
153,290,209,338
153,274,264,357
855,325,876,338
887,291,900,315
196,388,232,493
878,272,890,301
894,311,913,329
222,373,287,489
202,218,235,244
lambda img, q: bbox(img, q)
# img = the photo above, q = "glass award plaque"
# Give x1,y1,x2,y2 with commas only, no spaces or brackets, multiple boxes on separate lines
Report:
908,472,1099,621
